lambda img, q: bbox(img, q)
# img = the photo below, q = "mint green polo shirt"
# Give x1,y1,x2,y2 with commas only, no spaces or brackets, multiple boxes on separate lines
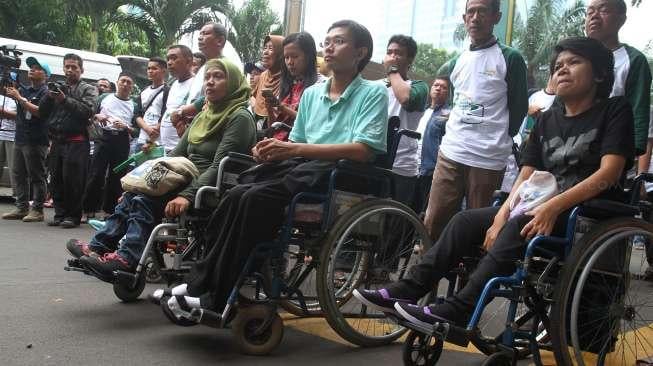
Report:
289,75,389,154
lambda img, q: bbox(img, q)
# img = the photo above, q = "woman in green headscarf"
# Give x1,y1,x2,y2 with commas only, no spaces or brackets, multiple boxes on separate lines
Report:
68,58,257,277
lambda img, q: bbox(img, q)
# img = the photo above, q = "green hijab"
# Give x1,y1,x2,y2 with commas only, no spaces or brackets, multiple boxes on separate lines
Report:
187,58,251,144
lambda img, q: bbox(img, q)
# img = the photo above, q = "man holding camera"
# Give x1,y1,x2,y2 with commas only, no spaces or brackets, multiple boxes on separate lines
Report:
2,57,51,222
39,53,98,228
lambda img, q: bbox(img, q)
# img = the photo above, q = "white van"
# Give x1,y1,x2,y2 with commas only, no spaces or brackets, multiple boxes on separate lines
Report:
0,37,123,83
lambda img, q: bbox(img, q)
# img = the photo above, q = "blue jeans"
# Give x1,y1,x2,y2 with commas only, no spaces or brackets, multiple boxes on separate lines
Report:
89,192,166,265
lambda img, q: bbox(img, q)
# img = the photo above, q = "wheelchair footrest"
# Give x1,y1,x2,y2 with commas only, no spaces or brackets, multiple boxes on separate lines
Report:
64,259,91,275
190,308,222,328
399,320,470,347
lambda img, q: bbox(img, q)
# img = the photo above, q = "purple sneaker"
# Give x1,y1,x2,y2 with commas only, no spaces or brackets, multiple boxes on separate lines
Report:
394,302,467,328
352,288,416,313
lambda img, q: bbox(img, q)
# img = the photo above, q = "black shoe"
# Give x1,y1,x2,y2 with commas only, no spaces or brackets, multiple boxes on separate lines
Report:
60,218,79,228
47,219,62,227
353,288,416,313
80,252,134,282
394,302,469,328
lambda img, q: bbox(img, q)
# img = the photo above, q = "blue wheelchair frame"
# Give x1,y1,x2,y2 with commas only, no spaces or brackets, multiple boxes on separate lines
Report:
400,173,653,365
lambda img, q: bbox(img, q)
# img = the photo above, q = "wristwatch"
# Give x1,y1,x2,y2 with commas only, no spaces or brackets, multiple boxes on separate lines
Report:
387,65,400,75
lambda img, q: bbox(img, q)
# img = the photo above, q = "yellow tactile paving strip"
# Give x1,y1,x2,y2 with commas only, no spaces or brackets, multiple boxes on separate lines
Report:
281,313,653,365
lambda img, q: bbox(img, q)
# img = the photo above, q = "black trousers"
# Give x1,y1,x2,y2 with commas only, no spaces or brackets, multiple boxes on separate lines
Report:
83,133,130,214
49,140,90,223
185,159,339,311
394,206,568,311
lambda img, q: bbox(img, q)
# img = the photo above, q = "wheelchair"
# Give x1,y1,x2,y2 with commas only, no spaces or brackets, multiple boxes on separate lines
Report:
164,116,432,355
401,174,653,366
65,117,432,355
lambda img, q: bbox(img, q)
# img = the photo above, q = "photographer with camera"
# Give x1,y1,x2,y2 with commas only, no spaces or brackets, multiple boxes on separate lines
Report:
39,53,98,228
0,77,17,195
2,57,51,222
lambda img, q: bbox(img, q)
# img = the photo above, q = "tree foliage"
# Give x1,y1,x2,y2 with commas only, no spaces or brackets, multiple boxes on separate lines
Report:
412,43,458,79
513,0,586,88
226,0,283,63
117,0,230,56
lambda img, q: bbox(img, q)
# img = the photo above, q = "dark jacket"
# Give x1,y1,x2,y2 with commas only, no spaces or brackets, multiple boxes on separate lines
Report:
40,81,97,141
15,84,49,146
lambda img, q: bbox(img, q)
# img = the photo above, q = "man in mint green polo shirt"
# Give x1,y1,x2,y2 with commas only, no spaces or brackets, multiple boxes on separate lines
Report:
157,19,390,319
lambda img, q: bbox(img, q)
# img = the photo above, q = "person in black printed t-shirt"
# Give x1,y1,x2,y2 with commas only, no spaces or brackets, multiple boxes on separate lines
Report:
353,37,635,329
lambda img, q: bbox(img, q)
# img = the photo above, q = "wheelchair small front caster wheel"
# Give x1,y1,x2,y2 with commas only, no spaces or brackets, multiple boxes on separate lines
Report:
232,305,284,356
113,273,146,302
481,352,514,366
144,255,163,283
402,330,444,366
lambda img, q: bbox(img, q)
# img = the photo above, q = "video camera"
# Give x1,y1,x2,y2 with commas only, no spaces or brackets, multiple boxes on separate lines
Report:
0,44,22,89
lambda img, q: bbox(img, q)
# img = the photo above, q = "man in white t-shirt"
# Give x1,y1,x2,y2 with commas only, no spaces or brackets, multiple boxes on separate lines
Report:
167,23,227,137
160,44,194,152
0,92,17,192
83,73,139,217
501,76,556,192
425,0,528,241
585,0,651,162
135,57,168,150
383,34,429,208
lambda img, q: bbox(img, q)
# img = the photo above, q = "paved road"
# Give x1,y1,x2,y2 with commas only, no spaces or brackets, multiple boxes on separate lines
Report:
0,201,549,366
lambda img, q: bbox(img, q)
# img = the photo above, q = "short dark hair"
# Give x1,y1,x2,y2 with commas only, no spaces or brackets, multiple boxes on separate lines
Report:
434,75,450,87
387,34,418,60
466,0,501,13
327,20,373,73
193,52,207,64
549,37,615,100
206,21,227,38
167,44,193,60
118,72,134,81
63,53,83,68
608,0,627,14
149,56,167,69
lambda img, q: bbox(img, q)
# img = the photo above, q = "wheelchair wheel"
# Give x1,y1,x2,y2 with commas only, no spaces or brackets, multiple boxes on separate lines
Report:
551,218,653,366
471,298,536,358
113,273,147,302
402,330,443,366
277,245,322,316
144,254,163,283
316,199,431,346
232,305,284,356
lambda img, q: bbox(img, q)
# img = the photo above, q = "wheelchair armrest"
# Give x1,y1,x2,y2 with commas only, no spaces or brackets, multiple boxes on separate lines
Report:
580,198,639,219
397,129,421,140
336,159,394,179
194,186,220,209
227,152,256,163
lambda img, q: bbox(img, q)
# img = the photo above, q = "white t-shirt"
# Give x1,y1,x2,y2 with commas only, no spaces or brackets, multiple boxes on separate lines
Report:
160,77,193,152
137,85,166,144
186,64,205,104
97,94,137,131
610,46,629,98
0,97,17,142
501,89,557,192
388,81,425,177
439,43,512,171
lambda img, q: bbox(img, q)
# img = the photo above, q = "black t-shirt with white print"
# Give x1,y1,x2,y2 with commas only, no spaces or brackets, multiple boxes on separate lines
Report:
520,96,634,199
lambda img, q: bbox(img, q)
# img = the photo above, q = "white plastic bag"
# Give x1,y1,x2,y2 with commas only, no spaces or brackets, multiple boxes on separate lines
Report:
509,171,559,219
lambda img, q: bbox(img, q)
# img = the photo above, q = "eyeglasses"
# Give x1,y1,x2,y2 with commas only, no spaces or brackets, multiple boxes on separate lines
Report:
320,37,349,49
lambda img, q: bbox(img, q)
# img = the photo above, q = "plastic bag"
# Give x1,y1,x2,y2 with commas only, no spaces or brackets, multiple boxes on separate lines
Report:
509,170,558,219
